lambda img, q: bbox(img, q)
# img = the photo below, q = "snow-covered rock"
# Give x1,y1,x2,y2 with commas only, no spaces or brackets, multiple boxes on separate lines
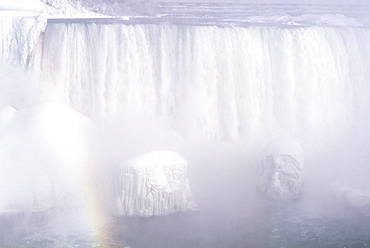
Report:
331,183,370,209
258,137,304,200
0,103,97,214
114,150,197,217
0,0,48,12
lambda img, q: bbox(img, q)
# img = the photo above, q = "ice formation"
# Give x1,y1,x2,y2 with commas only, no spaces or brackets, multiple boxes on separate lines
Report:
0,15,46,67
114,150,197,217
331,184,370,209
0,103,97,213
258,138,304,200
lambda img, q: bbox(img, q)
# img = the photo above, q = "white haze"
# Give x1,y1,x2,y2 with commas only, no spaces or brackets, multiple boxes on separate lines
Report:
1,1,370,245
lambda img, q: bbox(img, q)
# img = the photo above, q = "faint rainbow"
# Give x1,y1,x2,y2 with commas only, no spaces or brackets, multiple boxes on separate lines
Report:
73,139,114,247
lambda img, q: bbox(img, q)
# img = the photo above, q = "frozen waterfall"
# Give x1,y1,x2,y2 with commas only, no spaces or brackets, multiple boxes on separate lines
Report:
1,5,370,218
35,22,370,144
2,3,370,246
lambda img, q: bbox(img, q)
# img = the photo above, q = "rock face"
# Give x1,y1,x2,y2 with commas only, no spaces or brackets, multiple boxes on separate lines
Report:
114,150,197,217
258,137,304,201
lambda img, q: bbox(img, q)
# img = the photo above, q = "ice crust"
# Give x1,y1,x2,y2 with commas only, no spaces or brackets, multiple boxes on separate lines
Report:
114,150,197,217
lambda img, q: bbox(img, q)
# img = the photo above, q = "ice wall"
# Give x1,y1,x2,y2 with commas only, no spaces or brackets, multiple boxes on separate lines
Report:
37,23,370,145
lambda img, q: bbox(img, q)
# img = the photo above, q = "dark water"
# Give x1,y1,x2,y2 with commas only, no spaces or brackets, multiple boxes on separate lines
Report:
1,201,369,248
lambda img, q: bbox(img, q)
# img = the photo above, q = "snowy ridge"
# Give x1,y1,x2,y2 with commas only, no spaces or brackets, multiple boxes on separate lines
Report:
0,0,157,18
0,0,105,18
0,0,48,13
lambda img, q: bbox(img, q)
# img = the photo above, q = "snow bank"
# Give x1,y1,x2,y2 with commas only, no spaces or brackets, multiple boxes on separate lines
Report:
0,103,97,213
0,0,48,12
0,0,106,18
114,150,197,217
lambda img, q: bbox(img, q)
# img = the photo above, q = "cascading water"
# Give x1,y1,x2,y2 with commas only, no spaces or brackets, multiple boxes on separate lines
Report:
1,1,370,247
37,23,370,143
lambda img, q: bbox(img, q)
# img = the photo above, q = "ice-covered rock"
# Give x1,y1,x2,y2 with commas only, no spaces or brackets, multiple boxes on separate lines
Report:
114,150,197,217
331,183,370,209
258,137,304,200
0,103,97,214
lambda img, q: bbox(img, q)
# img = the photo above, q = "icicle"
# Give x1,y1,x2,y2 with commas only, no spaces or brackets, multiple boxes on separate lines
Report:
114,150,197,217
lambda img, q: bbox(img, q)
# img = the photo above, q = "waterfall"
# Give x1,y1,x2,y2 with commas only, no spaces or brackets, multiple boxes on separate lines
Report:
34,23,370,144
1,5,370,246
2,14,370,194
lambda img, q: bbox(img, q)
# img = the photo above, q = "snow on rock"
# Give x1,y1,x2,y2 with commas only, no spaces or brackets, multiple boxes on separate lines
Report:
0,103,97,214
0,0,48,12
343,189,370,209
331,183,370,209
114,150,197,217
39,0,104,18
39,0,157,18
258,137,304,201
0,0,106,18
